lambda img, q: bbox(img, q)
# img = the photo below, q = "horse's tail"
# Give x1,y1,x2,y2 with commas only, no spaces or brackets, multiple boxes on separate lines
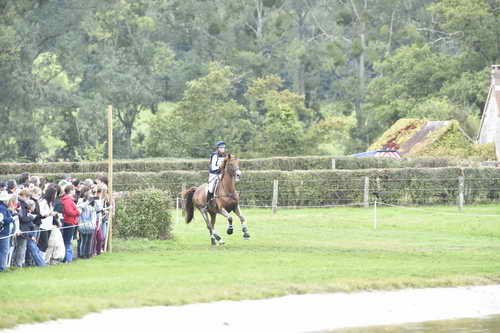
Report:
182,187,197,224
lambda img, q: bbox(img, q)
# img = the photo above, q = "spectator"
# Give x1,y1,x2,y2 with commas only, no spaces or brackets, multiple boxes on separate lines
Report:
0,191,15,272
38,186,57,257
77,188,97,259
7,180,17,194
28,176,41,189
14,190,46,267
25,187,43,266
18,172,30,188
61,185,80,263
7,194,19,268
94,186,106,255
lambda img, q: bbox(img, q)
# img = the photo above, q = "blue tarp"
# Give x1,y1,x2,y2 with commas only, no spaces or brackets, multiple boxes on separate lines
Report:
351,150,400,157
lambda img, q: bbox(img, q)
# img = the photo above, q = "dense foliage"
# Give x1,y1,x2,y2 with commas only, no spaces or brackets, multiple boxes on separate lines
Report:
115,189,172,240
1,0,498,161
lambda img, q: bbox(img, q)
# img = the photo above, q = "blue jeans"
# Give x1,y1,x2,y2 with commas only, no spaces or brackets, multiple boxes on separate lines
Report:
27,238,46,267
0,236,10,272
62,223,75,262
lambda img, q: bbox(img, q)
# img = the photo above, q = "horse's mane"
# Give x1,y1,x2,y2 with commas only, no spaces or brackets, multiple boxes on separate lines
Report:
220,154,238,179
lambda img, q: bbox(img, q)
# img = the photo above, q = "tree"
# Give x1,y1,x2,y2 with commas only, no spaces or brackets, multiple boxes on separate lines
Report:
145,63,252,158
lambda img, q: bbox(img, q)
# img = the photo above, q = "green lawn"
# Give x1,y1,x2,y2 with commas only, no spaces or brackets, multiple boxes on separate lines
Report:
1,205,500,328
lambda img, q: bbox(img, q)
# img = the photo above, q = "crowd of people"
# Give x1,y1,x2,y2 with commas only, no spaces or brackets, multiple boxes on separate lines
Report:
0,173,111,272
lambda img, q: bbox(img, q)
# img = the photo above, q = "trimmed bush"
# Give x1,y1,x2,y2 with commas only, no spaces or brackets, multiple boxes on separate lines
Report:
0,156,468,175
115,189,172,240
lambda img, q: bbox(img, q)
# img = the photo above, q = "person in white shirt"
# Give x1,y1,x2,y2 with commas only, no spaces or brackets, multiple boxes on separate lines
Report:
38,187,57,258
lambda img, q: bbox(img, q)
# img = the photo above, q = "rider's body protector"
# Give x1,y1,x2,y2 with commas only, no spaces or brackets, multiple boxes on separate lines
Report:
209,152,225,175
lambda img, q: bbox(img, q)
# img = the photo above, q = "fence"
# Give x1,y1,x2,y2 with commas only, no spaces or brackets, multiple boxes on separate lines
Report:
146,174,500,214
3,167,500,212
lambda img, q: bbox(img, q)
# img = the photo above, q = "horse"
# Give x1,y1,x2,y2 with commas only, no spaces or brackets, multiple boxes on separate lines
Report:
181,154,250,246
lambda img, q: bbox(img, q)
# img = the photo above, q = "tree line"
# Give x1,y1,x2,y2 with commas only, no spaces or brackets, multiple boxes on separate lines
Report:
1,0,498,162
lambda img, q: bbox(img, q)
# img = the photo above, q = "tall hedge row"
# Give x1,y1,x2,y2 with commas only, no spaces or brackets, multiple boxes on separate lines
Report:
0,156,469,175
6,167,499,206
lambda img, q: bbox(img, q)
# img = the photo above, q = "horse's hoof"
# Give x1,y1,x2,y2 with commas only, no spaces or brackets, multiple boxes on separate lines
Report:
211,239,217,247
219,240,225,246
227,227,233,235
243,233,250,240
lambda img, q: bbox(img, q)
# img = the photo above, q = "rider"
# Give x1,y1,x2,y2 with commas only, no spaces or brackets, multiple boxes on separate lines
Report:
207,141,226,204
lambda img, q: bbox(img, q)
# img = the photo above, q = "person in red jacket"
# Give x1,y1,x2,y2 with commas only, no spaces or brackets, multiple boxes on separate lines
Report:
61,185,80,263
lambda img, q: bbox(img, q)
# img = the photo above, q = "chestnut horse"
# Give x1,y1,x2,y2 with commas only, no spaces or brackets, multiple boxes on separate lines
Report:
181,154,250,246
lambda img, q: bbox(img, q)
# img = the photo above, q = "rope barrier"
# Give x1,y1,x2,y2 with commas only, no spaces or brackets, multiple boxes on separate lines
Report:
0,223,78,240
0,207,111,240
376,201,500,217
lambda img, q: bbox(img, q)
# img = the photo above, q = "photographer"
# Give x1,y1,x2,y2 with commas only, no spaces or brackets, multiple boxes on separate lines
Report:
13,190,46,267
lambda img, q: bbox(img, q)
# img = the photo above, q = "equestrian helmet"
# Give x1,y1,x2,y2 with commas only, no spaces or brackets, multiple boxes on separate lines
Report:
216,141,226,148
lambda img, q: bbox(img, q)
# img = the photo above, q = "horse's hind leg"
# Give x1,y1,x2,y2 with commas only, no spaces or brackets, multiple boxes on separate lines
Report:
200,208,216,247
219,208,234,236
210,212,224,245
235,205,250,240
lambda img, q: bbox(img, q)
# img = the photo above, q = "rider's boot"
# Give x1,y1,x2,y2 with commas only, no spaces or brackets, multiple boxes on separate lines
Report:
205,191,213,209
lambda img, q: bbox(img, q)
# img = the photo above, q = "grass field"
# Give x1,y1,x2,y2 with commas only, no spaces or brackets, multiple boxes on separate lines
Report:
1,205,500,329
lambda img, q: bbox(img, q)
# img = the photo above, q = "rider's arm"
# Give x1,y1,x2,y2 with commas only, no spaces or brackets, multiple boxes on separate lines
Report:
209,153,221,174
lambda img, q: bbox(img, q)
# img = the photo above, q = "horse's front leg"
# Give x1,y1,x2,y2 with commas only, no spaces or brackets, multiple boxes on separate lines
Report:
209,212,224,245
219,208,234,236
235,205,250,240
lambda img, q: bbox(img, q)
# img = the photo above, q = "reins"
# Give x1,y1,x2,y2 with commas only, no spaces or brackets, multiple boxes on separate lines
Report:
215,159,239,200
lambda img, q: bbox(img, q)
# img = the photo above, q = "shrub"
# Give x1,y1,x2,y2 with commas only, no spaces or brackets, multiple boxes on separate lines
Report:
115,189,173,240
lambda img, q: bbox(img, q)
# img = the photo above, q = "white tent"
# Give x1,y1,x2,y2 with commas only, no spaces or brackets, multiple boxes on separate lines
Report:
477,65,500,160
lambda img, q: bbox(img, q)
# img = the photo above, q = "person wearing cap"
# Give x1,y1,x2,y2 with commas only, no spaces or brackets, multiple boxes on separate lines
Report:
0,191,15,271
207,141,227,204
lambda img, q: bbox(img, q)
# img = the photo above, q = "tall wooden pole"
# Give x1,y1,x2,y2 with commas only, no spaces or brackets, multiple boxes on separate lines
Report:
106,105,114,252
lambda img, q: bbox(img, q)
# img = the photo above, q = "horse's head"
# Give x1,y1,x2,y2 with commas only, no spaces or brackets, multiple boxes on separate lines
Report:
221,154,241,182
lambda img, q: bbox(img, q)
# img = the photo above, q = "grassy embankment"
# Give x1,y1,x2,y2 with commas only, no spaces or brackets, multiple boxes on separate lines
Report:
1,205,500,328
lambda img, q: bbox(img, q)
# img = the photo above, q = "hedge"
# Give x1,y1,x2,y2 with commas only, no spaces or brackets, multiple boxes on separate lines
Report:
0,156,470,175
115,189,172,240
6,167,500,206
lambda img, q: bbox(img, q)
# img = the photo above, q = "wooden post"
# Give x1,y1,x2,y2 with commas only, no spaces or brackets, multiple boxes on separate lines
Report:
363,176,370,208
272,179,279,215
176,197,180,224
458,176,464,212
106,105,114,253
373,200,377,229
331,158,336,169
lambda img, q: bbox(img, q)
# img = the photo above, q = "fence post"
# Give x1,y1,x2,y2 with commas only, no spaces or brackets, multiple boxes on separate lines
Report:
458,176,464,212
176,197,180,224
106,104,114,253
363,176,370,208
272,179,279,215
373,200,377,229
331,159,336,170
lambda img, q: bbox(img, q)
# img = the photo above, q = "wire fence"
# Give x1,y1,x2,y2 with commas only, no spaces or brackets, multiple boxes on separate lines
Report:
113,175,500,212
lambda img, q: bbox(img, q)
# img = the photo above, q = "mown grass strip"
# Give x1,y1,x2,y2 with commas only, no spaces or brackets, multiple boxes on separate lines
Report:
1,206,500,328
